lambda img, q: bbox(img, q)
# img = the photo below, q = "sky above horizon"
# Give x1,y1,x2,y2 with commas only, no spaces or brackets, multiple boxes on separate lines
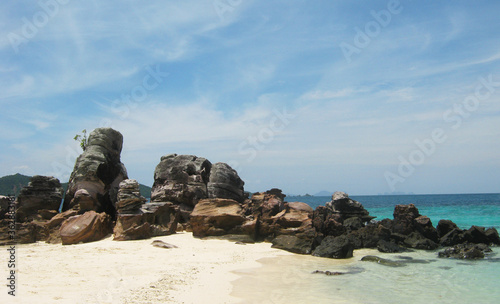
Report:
1,0,499,195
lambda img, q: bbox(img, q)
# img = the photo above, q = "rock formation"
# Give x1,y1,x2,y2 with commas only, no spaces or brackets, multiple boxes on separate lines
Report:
0,176,64,245
324,191,375,223
151,154,211,220
150,154,245,224
207,162,245,203
190,198,247,237
15,175,63,221
113,179,178,241
62,128,128,216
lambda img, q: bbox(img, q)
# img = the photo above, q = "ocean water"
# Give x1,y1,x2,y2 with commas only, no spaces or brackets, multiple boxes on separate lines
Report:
232,193,500,304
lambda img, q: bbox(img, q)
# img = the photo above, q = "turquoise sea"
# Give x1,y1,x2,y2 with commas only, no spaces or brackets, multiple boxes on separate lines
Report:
232,193,500,304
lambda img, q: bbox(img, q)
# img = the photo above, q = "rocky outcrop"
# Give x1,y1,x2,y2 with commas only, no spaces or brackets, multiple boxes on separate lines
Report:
60,211,112,245
62,128,128,216
0,177,63,244
325,192,375,223
207,162,245,203
269,202,316,254
15,176,63,221
151,154,247,225
151,154,211,220
113,180,178,241
116,179,147,213
190,198,247,237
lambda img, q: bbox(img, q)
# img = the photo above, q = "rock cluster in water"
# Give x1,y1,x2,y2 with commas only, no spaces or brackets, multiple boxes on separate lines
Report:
1,127,498,260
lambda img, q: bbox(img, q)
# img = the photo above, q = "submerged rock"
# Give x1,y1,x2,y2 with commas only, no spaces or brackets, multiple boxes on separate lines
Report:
361,255,406,267
438,243,492,259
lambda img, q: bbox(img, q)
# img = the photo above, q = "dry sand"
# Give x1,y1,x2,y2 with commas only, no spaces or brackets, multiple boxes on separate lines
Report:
1,232,293,304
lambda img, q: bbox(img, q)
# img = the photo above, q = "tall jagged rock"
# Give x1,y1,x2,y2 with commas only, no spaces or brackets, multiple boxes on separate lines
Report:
207,162,245,203
62,128,128,216
15,175,63,221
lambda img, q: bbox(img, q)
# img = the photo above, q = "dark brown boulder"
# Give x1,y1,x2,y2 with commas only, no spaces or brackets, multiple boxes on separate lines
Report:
392,204,421,235
436,219,459,238
403,232,439,250
60,211,112,245
312,235,354,259
190,198,247,238
414,216,439,242
62,128,128,217
440,228,466,246
271,233,314,255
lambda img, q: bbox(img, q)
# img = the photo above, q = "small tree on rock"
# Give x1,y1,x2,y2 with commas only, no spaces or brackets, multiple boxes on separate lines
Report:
74,129,88,151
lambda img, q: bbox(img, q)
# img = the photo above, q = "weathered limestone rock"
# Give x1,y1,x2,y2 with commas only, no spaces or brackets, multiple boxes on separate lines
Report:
113,202,178,241
207,162,245,203
151,154,211,206
15,176,63,221
62,128,128,216
60,211,112,245
116,179,147,214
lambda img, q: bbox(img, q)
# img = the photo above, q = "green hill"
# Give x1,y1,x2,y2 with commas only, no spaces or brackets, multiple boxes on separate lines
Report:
0,173,152,199
0,173,31,196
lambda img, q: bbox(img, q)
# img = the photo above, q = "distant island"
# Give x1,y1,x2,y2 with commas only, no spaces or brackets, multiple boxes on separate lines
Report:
0,173,152,198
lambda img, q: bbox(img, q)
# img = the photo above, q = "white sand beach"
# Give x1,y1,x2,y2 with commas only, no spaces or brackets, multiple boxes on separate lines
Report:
1,233,293,304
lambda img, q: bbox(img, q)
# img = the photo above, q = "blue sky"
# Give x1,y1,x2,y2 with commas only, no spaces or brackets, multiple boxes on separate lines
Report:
1,0,499,195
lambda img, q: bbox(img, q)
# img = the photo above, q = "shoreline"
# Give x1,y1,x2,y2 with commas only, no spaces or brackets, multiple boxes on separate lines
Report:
1,232,293,304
